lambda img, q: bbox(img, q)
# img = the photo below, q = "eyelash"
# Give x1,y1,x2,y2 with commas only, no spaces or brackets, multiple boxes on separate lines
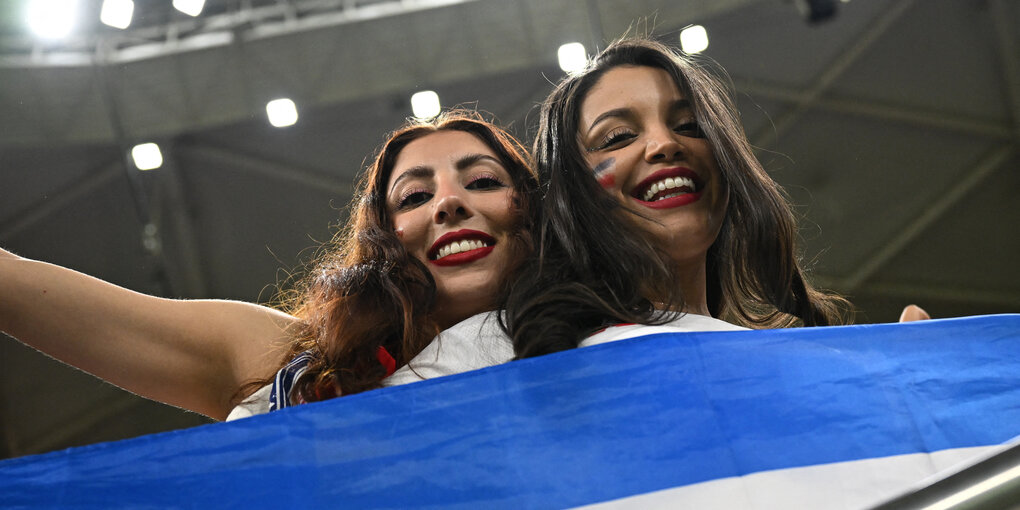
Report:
466,172,508,190
589,120,705,151
397,188,430,210
394,172,508,210
592,127,636,151
675,121,705,138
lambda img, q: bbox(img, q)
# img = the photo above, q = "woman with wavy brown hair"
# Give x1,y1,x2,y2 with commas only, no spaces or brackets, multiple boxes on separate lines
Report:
236,111,539,416
500,37,854,359
0,110,538,421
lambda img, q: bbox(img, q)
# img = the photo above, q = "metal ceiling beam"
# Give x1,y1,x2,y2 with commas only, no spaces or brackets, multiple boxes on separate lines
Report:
749,0,916,148
735,79,1013,140
836,144,1014,292
0,0,484,69
0,163,121,240
152,150,209,298
182,144,354,195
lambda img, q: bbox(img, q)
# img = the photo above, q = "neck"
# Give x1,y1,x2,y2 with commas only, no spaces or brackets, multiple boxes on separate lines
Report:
432,302,490,331
673,256,710,317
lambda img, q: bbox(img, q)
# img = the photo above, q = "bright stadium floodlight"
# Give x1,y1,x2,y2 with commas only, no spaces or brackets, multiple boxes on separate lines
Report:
100,0,134,29
411,90,441,120
266,98,298,127
679,25,709,54
173,0,205,17
557,42,587,74
26,0,79,39
131,143,163,171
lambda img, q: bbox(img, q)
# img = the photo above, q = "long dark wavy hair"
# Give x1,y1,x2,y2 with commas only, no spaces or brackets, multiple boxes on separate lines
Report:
504,37,851,358
248,111,537,404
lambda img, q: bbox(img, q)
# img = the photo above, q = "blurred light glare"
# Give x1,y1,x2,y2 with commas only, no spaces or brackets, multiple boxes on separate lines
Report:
132,143,163,171
411,91,441,120
173,0,205,17
26,0,79,39
557,42,587,74
100,0,134,29
680,25,709,54
266,98,299,127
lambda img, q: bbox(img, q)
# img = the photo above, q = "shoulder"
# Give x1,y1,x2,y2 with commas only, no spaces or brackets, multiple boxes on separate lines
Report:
225,384,272,421
384,311,513,386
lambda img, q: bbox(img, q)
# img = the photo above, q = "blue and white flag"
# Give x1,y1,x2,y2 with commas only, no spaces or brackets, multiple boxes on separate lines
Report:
1,315,1018,509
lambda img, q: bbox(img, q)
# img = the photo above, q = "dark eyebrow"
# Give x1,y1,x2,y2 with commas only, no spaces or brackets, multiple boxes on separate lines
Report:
670,98,694,114
388,166,432,196
586,99,694,133
455,153,503,170
586,107,633,133
387,154,502,196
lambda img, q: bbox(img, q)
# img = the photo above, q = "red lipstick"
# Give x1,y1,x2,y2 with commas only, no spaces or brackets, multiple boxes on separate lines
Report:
632,167,703,209
428,229,496,267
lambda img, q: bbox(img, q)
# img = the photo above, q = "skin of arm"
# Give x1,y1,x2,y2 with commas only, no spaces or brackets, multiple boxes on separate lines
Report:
0,247,296,420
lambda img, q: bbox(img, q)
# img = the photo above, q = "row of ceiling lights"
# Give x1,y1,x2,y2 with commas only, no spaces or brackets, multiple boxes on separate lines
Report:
84,12,704,172
26,0,206,38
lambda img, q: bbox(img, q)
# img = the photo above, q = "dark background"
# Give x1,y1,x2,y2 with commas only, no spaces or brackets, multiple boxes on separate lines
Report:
1,0,1017,459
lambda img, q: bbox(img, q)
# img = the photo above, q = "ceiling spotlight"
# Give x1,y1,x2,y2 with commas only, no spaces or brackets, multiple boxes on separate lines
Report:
26,0,79,39
557,42,587,74
679,25,709,54
173,0,205,17
411,91,441,120
100,0,134,29
131,143,163,171
266,98,299,128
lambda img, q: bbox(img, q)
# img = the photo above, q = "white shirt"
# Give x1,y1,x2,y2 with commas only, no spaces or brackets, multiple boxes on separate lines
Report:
228,311,744,420
383,311,746,386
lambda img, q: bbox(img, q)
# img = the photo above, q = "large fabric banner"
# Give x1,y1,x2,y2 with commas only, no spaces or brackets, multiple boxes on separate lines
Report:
2,315,1018,509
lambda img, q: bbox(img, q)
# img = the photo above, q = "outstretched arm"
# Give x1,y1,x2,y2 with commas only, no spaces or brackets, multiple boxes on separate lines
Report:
0,247,296,420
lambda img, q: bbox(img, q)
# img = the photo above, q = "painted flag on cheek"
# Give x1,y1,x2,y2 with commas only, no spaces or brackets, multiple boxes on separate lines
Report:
0,315,1018,509
593,157,616,189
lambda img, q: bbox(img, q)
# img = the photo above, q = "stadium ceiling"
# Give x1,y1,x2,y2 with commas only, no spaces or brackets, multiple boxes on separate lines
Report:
1,0,1018,459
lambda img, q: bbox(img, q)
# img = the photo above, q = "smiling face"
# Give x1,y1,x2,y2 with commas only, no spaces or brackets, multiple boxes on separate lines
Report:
578,65,728,272
385,130,520,328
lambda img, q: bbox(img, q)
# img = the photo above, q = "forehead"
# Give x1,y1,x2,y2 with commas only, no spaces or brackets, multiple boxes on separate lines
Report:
391,130,495,176
580,65,686,121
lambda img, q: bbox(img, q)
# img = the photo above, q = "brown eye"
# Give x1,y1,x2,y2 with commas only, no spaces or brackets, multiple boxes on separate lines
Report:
397,190,431,209
466,176,507,190
593,127,636,151
675,121,705,138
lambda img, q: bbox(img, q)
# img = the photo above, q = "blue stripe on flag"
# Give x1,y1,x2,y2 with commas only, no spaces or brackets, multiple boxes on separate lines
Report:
1,315,1018,509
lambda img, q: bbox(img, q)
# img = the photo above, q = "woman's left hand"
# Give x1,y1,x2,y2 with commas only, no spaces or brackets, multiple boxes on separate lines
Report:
899,304,931,322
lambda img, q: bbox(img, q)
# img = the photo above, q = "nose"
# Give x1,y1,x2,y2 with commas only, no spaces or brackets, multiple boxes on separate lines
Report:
644,126,684,163
432,186,472,224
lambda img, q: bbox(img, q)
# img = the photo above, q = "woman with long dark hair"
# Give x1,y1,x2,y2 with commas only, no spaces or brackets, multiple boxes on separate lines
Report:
501,37,853,358
389,39,816,382
0,111,538,421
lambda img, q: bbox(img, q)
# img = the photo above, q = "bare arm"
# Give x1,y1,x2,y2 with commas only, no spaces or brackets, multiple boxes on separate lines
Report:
0,247,296,420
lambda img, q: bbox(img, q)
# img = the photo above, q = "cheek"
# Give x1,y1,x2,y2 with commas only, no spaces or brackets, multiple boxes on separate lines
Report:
597,172,616,189
498,191,522,228
592,157,617,190
391,216,427,256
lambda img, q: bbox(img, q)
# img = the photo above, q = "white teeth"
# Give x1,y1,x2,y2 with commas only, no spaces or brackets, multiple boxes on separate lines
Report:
433,239,490,260
642,176,695,201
